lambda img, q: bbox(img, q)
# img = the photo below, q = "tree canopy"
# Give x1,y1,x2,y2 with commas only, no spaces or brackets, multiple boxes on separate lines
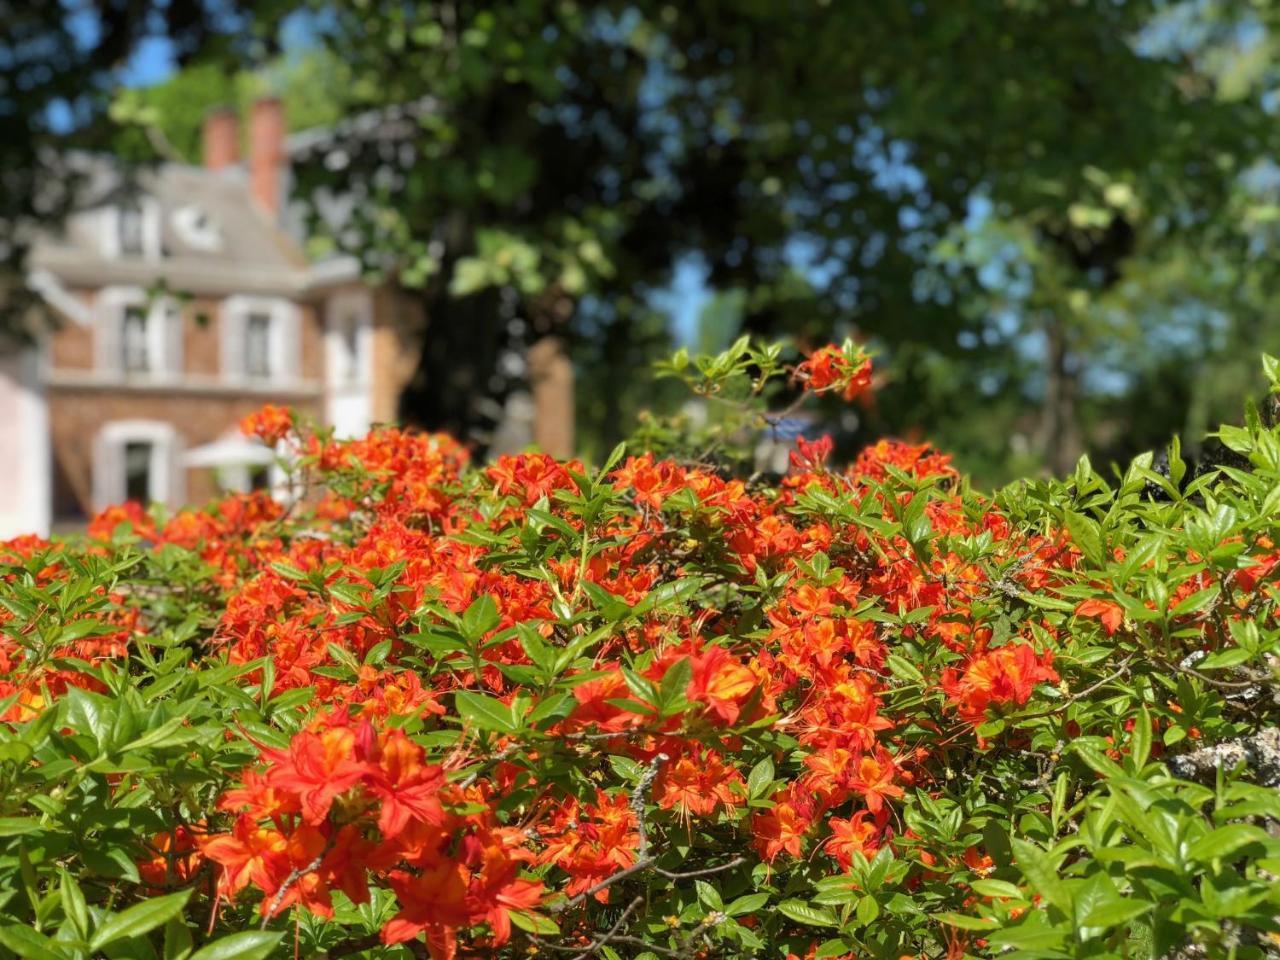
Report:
18,1,1280,481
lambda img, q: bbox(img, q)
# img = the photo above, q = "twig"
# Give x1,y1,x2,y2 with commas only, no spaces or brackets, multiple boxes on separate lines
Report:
261,854,325,927
632,752,669,858
653,856,747,879
570,895,646,960
676,910,726,959
551,856,657,913
549,853,746,914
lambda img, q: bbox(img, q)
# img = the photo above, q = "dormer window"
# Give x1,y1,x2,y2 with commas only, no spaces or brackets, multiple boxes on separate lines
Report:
101,198,162,260
172,204,222,252
118,201,145,256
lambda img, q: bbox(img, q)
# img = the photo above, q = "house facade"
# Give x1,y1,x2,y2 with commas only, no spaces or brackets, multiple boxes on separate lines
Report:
0,100,423,537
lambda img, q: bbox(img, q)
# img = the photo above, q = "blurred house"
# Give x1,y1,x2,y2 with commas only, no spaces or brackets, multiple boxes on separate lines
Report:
1,99,425,537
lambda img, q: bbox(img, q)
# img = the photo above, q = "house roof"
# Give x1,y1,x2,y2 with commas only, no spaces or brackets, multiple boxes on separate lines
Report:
28,158,312,297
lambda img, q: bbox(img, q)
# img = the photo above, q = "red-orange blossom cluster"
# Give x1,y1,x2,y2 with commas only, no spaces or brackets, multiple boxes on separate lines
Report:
5,343,1201,960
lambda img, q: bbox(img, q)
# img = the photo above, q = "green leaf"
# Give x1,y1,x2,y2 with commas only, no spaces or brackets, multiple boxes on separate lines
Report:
62,686,112,746
884,654,924,684
269,561,308,581
454,690,520,733
1010,838,1069,912
59,868,88,939
695,880,723,911
747,757,775,800
1130,705,1152,770
1187,824,1271,862
0,817,41,836
508,911,560,936
969,879,1024,900
0,925,63,960
777,900,838,927
655,657,691,716
461,595,501,640
163,916,193,960
1063,510,1105,567
187,931,285,960
934,912,999,931
327,581,369,609
90,890,192,951
855,895,880,927
725,892,769,917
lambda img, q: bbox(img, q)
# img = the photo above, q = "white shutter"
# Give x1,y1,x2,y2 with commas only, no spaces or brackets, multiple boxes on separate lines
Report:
221,302,245,380
92,431,122,510
162,300,184,377
96,299,122,375
164,432,185,507
274,303,301,379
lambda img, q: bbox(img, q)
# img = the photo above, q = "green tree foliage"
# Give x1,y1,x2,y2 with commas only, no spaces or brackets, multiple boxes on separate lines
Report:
112,52,354,165
223,1,1280,479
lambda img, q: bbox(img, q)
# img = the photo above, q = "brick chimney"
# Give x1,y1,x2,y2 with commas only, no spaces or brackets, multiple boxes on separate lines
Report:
202,107,239,171
249,97,286,216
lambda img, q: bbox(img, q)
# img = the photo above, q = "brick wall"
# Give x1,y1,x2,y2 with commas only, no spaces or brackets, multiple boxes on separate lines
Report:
45,291,324,521
46,291,95,370
48,388,322,520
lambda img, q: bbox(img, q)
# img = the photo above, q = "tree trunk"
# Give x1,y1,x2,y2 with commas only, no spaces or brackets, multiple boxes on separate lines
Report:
527,334,574,459
1036,316,1084,476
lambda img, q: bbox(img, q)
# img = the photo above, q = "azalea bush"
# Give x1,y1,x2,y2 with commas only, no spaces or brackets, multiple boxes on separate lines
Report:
2,339,1280,960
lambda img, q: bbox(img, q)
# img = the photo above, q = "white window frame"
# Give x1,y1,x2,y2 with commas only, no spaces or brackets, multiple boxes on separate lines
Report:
92,420,183,511
100,197,163,260
221,296,301,383
325,290,374,388
94,286,183,379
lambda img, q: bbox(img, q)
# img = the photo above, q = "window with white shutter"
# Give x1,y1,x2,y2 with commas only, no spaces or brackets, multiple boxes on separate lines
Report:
221,297,301,382
100,199,163,260
245,313,272,378
92,421,183,510
121,306,149,374
96,288,182,380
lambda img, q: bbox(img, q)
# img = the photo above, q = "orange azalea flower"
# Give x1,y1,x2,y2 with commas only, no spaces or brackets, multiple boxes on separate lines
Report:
941,643,1059,726
1075,597,1124,636
686,645,758,725
138,824,205,888
202,814,289,898
262,722,372,825
217,768,301,821
566,669,644,733
794,343,873,402
751,787,815,863
654,747,744,818
963,846,995,876
383,862,473,958
365,728,447,839
826,811,882,870
239,404,293,445
849,746,904,815
538,790,639,902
